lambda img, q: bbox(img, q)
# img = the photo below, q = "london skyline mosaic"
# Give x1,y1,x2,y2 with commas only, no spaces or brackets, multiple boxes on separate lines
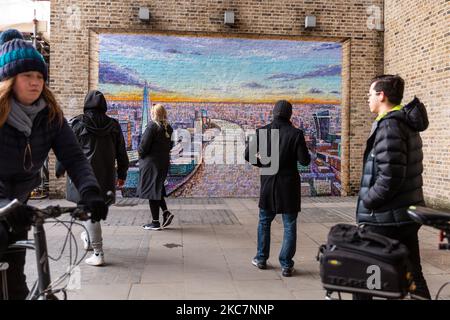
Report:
98,33,343,197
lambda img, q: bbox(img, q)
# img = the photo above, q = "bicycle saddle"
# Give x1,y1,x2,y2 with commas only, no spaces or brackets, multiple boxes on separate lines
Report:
407,206,450,227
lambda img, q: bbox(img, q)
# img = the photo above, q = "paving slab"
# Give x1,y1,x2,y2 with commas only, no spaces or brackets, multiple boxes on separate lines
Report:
17,196,449,300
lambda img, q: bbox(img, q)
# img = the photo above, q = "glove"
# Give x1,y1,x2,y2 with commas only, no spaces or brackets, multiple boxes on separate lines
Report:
56,172,65,179
55,161,66,179
4,205,34,234
80,190,108,222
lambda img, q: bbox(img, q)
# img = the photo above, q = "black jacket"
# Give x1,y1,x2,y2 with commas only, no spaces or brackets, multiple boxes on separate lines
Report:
356,97,429,226
0,107,100,203
245,118,311,214
137,120,174,200
56,91,129,202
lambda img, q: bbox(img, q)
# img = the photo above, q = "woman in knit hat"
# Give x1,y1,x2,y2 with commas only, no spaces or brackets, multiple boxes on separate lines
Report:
0,29,108,299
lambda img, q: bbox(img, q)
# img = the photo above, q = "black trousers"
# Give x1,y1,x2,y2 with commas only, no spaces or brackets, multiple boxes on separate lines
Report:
149,198,168,221
0,222,29,300
353,223,431,300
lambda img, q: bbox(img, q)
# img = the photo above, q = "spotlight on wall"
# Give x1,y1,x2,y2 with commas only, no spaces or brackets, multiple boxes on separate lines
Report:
224,11,235,25
305,15,316,29
139,7,150,21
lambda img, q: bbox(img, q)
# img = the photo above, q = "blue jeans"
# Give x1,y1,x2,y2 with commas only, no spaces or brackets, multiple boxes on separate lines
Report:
255,208,298,269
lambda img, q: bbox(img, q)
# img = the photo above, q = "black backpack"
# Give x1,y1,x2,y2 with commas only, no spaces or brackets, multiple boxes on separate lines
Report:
317,224,411,299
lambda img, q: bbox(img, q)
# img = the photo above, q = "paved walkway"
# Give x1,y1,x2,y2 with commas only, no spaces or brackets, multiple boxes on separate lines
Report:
23,197,450,300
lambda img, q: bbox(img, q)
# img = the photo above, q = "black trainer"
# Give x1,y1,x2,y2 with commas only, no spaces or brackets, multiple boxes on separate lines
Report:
143,221,161,230
162,211,174,228
282,267,294,277
251,258,267,270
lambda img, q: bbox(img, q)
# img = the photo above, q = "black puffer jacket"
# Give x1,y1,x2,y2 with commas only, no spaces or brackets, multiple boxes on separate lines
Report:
56,91,129,202
356,97,429,226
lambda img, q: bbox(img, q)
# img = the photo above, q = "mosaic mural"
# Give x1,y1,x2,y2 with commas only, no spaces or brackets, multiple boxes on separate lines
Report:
99,33,342,197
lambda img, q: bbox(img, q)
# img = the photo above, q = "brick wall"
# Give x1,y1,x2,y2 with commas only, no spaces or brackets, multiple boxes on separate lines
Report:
49,0,384,197
384,0,450,208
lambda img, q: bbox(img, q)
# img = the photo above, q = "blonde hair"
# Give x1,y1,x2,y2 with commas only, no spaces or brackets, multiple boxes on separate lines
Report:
151,103,171,138
151,104,168,125
0,76,64,128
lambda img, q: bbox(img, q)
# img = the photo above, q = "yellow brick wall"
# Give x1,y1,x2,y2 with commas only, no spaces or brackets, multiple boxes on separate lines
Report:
49,0,385,197
384,0,450,208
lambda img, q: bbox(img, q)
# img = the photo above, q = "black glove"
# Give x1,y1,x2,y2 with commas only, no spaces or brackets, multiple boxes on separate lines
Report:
55,161,66,178
4,205,34,234
80,190,108,222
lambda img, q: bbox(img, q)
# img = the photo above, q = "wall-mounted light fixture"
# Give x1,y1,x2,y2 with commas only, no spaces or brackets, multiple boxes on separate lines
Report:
224,11,235,25
139,7,150,21
305,15,316,29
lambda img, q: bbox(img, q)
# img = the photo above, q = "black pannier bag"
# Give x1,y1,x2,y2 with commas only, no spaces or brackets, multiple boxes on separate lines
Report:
317,224,411,299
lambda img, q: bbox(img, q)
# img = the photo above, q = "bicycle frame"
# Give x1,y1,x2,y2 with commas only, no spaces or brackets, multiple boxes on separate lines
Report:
0,191,117,300
7,217,57,300
320,206,450,300
31,217,56,300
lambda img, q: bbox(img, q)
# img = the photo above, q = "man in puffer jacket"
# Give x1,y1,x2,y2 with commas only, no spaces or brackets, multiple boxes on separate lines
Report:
355,74,431,299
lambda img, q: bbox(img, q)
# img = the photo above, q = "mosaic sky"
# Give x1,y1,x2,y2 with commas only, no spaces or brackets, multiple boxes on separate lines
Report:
99,34,342,103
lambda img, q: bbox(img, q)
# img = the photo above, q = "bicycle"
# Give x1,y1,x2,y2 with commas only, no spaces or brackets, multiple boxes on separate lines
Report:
0,192,114,300
407,205,450,299
319,205,450,300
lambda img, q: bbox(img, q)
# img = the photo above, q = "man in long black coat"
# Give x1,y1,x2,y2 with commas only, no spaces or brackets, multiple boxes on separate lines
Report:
245,100,310,277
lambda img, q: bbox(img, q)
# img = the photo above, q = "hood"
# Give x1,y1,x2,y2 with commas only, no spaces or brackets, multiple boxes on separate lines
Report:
81,111,115,137
83,90,107,113
80,90,115,136
385,97,429,132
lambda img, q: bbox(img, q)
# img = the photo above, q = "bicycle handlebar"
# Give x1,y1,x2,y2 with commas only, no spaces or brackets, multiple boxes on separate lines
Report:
0,191,115,222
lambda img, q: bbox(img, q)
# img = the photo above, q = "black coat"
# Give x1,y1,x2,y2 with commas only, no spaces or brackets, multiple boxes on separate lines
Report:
0,107,100,203
245,118,311,214
356,97,429,226
137,121,173,200
56,113,129,203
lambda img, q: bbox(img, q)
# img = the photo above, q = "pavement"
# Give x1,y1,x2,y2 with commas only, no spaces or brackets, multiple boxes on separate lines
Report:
22,196,450,300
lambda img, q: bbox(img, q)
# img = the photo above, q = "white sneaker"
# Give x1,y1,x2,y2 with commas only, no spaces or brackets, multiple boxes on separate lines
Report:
80,231,93,251
85,252,105,266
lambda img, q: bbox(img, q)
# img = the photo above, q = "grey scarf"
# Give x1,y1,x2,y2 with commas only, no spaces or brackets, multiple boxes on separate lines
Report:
7,97,47,137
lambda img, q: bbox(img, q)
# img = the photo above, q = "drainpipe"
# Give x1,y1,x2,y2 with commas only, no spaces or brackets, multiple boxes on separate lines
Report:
32,9,38,48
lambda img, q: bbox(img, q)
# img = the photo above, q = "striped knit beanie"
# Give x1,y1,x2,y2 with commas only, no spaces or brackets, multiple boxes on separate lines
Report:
0,29,48,81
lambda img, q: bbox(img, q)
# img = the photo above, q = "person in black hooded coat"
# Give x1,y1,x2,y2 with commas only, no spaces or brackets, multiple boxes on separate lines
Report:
245,100,310,277
56,90,129,266
354,75,431,299
56,91,129,202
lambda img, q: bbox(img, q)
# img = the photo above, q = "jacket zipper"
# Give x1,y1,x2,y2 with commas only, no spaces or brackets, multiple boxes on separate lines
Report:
23,137,33,171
